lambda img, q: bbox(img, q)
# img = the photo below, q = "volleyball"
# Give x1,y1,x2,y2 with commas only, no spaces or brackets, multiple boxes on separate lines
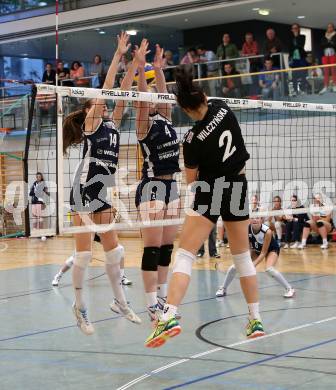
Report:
134,63,155,83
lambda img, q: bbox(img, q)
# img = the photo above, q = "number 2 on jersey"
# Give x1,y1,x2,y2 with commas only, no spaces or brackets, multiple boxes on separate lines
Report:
219,130,236,162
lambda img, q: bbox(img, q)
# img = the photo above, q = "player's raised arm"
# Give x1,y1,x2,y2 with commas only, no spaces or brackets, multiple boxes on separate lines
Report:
136,44,151,139
153,44,172,120
113,39,150,127
85,32,131,133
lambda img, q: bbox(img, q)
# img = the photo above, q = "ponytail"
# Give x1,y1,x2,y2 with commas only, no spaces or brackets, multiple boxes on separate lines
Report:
174,65,206,110
62,100,92,154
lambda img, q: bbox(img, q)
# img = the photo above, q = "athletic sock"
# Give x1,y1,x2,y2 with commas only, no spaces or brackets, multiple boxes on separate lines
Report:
248,302,261,321
145,292,158,307
223,265,237,290
157,283,167,299
301,238,307,245
323,238,328,245
72,265,86,310
105,263,127,307
266,267,291,290
161,304,177,321
120,268,125,279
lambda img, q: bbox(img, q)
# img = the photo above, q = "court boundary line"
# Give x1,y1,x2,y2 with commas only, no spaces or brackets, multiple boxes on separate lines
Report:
116,315,336,390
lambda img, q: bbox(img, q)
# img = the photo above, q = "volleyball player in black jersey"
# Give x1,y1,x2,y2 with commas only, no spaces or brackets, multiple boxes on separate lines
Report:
135,44,181,320
62,33,148,334
145,65,265,347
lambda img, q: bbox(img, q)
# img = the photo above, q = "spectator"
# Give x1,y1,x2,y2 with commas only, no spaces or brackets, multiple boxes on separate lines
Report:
197,226,220,258
250,194,260,212
241,32,261,72
180,47,199,64
29,172,49,233
283,195,309,249
259,57,280,100
90,54,105,88
216,33,239,74
222,63,241,98
298,194,333,249
267,195,286,246
306,53,323,94
197,45,218,78
56,61,71,86
289,23,308,95
320,22,336,94
263,28,283,67
42,63,56,85
70,61,87,87
163,50,176,82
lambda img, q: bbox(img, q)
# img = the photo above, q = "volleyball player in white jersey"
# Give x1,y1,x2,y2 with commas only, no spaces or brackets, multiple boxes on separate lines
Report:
62,33,148,334
135,44,181,320
298,193,332,249
145,65,265,348
216,215,295,298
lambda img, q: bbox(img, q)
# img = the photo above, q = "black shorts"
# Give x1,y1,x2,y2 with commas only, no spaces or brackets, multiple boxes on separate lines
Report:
70,183,112,214
135,178,179,208
192,174,249,223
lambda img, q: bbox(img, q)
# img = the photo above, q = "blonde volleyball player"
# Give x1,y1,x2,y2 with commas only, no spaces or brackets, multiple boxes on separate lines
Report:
216,215,295,298
145,65,265,348
62,33,148,334
135,44,181,320
52,234,132,286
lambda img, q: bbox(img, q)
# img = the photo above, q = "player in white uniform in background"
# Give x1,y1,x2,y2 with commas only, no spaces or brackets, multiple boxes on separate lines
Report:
216,215,295,298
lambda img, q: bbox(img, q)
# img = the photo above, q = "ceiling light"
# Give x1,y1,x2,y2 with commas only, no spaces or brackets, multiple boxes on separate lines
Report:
126,30,137,36
252,7,260,11
297,15,305,19
38,1,48,6
22,53,28,56
184,18,189,22
98,30,106,35
258,9,270,16
94,28,100,31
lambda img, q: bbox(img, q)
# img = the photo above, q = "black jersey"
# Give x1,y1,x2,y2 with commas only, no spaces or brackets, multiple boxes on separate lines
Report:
248,224,280,254
139,113,180,178
78,120,120,186
183,99,249,181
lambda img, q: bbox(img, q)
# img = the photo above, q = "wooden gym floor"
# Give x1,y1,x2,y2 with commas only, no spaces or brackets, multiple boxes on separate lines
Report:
0,237,336,389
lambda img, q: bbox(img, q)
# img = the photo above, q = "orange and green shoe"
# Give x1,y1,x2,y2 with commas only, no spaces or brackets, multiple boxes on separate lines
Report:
145,317,181,348
246,319,265,339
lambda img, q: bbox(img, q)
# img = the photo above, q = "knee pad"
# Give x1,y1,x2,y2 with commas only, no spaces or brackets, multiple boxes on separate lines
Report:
73,251,91,269
266,266,277,278
172,248,195,277
316,221,324,228
304,222,311,228
93,233,101,243
141,247,160,271
159,244,174,267
65,254,75,268
105,245,124,266
232,251,256,277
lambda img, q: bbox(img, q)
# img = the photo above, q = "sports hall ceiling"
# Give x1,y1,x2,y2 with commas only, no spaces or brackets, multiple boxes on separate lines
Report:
0,0,333,60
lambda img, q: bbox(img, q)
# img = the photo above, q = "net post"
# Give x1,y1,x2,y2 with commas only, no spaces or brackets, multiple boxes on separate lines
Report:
56,93,64,235
23,85,37,238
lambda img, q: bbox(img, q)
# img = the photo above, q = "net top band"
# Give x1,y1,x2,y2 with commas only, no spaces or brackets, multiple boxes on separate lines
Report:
35,83,336,113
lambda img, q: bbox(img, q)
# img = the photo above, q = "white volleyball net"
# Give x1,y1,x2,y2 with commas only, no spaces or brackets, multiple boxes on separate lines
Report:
29,83,336,235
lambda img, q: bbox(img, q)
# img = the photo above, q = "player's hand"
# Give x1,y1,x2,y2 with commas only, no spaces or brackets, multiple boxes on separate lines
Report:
116,31,131,56
153,44,164,69
134,39,150,68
